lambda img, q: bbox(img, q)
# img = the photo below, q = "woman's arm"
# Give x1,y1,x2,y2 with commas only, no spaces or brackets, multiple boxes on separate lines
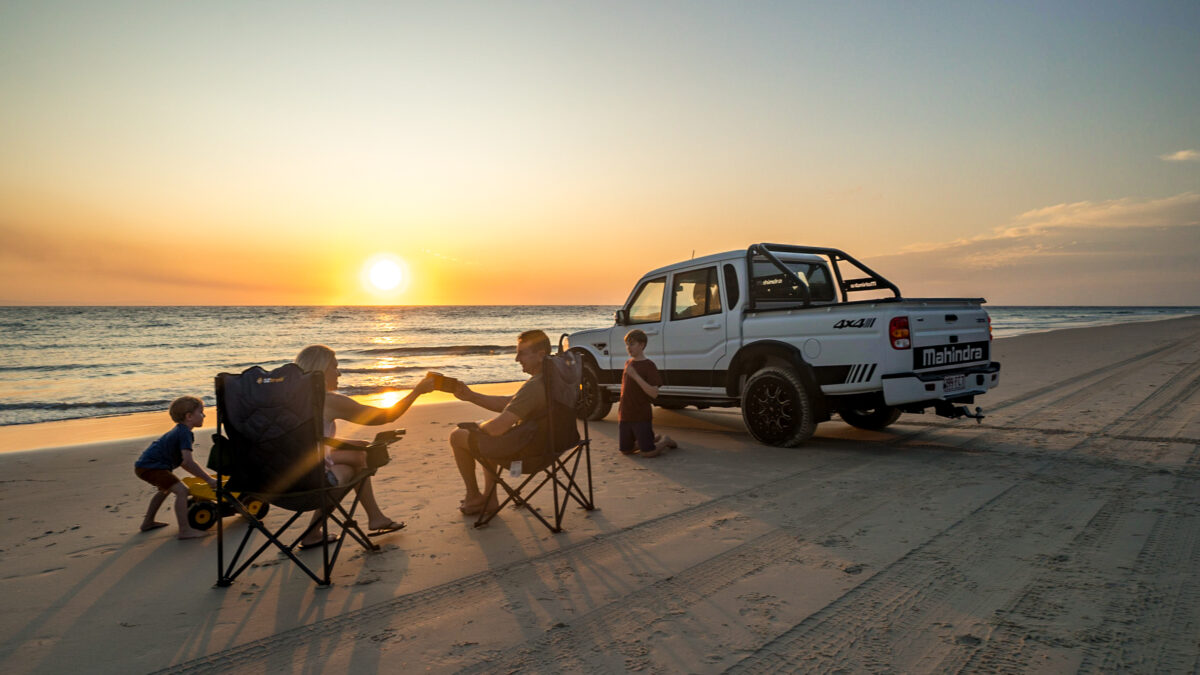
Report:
325,376,435,426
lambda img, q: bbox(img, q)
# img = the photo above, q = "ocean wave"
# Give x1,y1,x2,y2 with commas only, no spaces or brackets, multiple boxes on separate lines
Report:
0,363,111,373
0,398,201,413
352,344,513,357
335,384,401,396
338,365,428,375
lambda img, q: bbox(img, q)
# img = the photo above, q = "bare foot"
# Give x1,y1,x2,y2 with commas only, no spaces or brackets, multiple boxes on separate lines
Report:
140,521,168,532
177,527,209,540
459,494,500,516
660,435,678,449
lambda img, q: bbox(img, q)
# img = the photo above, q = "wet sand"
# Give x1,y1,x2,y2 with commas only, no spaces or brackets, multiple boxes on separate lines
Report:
1,316,1198,673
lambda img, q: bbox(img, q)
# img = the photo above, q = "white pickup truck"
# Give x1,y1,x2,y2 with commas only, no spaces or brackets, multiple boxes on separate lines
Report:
565,243,1001,446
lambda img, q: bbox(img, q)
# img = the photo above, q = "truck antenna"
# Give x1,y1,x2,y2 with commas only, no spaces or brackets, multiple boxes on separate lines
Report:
691,249,695,259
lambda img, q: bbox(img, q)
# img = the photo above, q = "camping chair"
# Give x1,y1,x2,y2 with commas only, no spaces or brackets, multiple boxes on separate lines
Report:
470,342,594,533
207,363,383,587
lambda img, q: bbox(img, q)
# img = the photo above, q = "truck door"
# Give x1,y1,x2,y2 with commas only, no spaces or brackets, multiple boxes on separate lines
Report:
662,265,727,388
619,276,667,374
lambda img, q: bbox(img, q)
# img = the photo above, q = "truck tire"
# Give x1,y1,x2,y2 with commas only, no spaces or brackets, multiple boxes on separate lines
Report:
577,361,612,421
741,366,816,447
840,406,901,431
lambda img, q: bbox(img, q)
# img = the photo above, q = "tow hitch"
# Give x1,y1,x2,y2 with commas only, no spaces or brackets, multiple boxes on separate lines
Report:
935,401,985,424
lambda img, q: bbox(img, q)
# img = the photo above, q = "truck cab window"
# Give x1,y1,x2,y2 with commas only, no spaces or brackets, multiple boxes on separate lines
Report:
627,277,666,323
751,259,835,303
671,267,721,320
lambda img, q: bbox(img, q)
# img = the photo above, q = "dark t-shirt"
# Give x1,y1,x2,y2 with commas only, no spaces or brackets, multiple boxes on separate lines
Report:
505,372,546,422
619,358,663,422
134,423,194,470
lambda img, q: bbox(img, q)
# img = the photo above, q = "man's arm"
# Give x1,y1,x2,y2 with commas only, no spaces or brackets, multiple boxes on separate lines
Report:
453,382,513,414
179,450,216,486
480,410,521,436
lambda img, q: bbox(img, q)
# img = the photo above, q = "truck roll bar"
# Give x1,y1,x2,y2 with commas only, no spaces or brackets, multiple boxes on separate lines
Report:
746,243,902,310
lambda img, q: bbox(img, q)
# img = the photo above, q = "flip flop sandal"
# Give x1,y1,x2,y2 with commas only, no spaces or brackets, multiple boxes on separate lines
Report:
368,521,406,537
299,534,338,550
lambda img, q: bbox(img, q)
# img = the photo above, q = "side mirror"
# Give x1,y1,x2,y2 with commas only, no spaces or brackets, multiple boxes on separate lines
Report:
615,309,628,325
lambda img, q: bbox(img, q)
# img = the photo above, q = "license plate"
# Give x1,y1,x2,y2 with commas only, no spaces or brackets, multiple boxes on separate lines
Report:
943,374,966,392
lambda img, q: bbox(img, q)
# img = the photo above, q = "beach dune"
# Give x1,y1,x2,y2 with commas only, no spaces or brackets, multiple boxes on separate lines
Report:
1,317,1199,673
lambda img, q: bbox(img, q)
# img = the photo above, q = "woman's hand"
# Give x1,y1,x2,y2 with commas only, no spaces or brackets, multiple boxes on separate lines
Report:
413,374,436,395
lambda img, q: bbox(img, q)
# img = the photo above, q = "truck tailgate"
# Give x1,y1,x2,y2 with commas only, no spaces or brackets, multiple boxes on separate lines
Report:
909,305,992,372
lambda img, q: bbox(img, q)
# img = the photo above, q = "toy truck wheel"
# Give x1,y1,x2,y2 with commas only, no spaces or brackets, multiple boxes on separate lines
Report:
741,366,816,447
241,498,270,521
840,406,902,430
188,502,218,530
577,361,613,421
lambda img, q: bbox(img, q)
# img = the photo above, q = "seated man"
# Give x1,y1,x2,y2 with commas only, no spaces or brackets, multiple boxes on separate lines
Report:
448,329,550,515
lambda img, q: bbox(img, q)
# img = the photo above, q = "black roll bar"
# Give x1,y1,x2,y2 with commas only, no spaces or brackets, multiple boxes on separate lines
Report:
746,243,902,311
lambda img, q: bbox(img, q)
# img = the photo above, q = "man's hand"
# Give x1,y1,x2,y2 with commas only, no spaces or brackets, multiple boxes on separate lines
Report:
452,381,472,401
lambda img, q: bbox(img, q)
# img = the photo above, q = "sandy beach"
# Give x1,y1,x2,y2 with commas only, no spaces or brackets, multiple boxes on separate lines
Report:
1,316,1198,674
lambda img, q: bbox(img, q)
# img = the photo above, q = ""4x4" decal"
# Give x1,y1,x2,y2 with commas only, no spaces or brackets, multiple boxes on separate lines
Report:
833,318,876,329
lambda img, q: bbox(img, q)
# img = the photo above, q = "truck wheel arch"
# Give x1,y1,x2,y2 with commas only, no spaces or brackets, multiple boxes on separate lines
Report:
727,341,826,419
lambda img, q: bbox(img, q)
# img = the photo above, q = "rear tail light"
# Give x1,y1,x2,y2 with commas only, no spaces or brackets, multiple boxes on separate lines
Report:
889,316,910,350
988,316,993,340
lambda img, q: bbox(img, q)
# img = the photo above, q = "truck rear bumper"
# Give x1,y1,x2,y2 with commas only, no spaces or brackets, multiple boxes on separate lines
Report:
881,362,1001,407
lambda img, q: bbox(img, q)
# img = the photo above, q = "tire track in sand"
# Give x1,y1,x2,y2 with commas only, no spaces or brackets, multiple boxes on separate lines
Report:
154,448,955,674
988,335,1196,415
1080,444,1200,673
724,339,1200,674
456,450,989,674
930,351,1200,673
720,454,1120,674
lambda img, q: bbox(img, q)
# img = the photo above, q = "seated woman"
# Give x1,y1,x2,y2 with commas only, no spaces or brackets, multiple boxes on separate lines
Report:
294,344,435,547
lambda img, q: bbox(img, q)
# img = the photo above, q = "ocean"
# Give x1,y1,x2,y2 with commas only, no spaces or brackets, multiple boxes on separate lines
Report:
0,305,1196,427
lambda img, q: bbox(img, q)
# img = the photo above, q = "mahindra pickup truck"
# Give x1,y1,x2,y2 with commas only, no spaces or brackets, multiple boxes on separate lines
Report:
565,243,1001,447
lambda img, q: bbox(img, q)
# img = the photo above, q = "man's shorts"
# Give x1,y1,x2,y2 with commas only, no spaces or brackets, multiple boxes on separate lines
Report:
468,423,539,463
135,467,180,492
619,420,655,453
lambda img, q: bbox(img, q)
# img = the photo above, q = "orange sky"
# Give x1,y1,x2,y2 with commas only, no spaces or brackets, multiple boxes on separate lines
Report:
2,4,1198,306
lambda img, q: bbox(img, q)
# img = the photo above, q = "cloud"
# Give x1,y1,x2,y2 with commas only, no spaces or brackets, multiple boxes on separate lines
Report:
867,192,1200,305
1160,149,1200,162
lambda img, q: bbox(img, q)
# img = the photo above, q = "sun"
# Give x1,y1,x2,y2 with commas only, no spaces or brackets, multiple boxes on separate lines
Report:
361,254,410,296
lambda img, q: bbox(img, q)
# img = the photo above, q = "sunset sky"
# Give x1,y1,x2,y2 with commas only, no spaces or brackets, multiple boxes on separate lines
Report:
1,2,1197,306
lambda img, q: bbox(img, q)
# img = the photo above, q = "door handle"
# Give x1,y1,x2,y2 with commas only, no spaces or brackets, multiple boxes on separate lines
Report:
702,322,721,330
644,329,660,336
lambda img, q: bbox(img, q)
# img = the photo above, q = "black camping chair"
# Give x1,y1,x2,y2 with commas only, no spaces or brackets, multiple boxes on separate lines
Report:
207,363,386,587
470,339,594,533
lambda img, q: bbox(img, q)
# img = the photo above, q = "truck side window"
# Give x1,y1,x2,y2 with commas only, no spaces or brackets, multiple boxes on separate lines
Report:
723,263,740,309
627,277,666,324
671,267,721,320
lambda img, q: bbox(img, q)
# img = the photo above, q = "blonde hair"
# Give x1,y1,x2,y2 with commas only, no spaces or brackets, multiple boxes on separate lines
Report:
168,396,203,423
294,344,336,375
